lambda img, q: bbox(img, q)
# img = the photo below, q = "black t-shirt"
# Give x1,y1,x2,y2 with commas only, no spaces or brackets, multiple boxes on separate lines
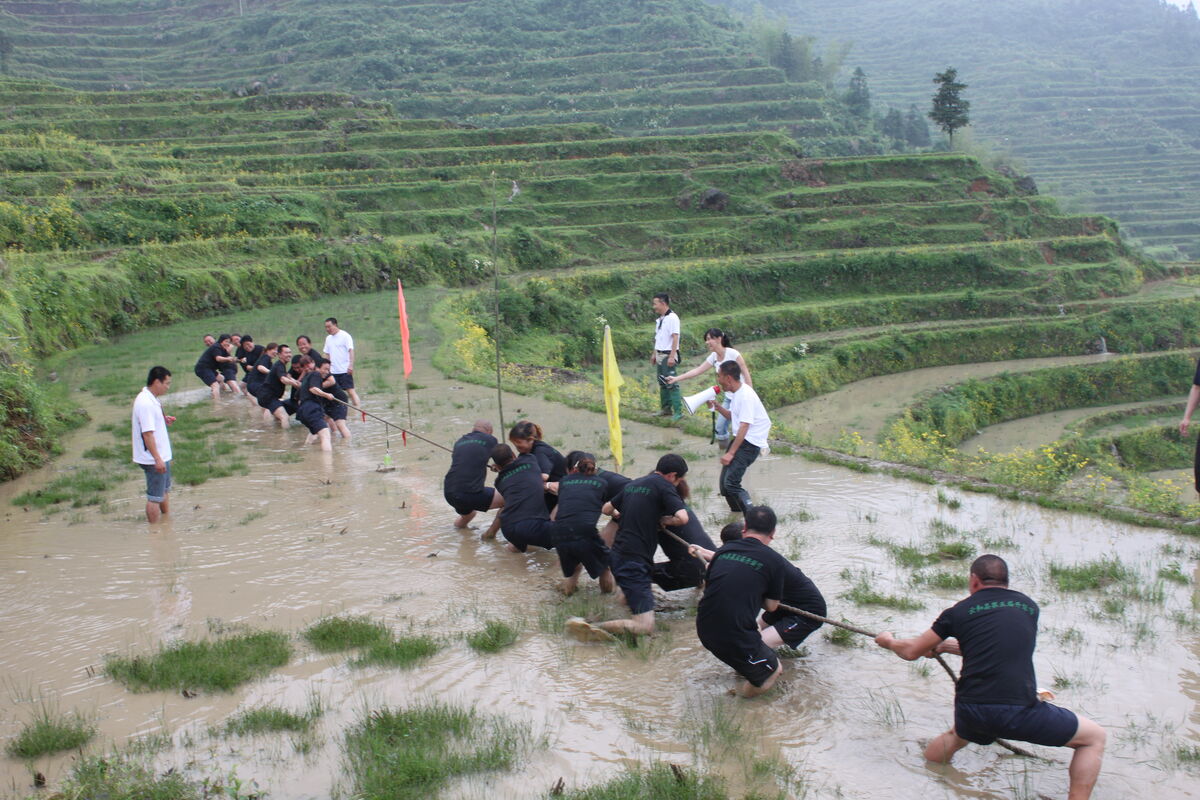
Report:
321,374,348,408
495,453,548,526
1193,358,1200,387
196,343,224,371
240,344,265,376
299,371,326,410
292,349,326,369
931,587,1040,706
444,431,497,496
246,350,270,388
767,563,826,620
598,469,631,498
610,473,686,565
260,358,287,399
531,440,566,482
554,474,609,527
659,507,715,561
696,538,788,644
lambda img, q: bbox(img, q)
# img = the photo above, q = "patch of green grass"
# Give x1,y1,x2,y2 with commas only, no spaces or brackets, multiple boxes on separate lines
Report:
1177,744,1200,764
302,615,392,652
105,631,291,693
1101,597,1127,616
465,620,520,653
1157,563,1191,585
353,635,442,668
54,755,203,800
936,489,962,510
82,445,120,460
825,624,862,648
6,709,95,758
555,763,727,799
536,590,613,634
913,570,968,591
238,510,267,525
932,540,975,561
928,519,963,538
841,577,925,611
222,704,320,736
12,467,121,510
1049,557,1133,592
343,702,527,800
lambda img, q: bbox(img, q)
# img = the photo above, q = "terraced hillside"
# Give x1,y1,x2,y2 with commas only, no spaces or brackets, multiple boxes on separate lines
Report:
709,0,1200,260
0,0,876,154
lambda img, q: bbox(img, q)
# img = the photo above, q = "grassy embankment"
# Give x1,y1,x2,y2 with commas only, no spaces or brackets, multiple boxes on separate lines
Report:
715,0,1200,260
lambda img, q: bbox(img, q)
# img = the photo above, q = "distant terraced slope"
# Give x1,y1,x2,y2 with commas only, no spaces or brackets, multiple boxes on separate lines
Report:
0,0,871,153
709,0,1200,260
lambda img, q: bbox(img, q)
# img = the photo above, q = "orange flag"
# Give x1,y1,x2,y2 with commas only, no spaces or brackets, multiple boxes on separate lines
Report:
397,279,413,378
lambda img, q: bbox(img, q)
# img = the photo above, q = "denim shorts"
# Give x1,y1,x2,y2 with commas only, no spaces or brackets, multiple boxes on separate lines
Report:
140,461,173,503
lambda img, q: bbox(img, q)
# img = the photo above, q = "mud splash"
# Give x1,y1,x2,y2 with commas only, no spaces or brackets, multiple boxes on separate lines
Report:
1,295,1198,800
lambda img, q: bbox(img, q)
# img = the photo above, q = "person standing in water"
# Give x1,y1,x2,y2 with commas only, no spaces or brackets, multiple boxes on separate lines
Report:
132,366,175,524
322,317,360,408
714,361,770,514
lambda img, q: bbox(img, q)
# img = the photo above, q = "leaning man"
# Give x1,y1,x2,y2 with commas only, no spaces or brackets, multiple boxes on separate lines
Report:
132,366,175,524
875,554,1106,800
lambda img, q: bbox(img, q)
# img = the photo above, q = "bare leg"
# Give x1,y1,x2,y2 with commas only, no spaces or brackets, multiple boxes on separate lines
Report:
923,728,970,764
1065,716,1106,800
209,381,221,401
761,625,785,648
159,494,169,517
145,501,162,524
334,420,351,440
482,515,502,540
273,407,289,426
559,564,583,595
600,519,618,548
597,610,655,636
598,568,615,593
348,388,362,407
454,510,478,529
317,428,332,452
736,661,783,698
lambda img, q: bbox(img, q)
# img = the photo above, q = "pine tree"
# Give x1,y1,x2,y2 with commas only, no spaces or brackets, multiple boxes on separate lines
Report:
880,107,904,141
904,104,931,147
929,67,970,146
845,67,871,118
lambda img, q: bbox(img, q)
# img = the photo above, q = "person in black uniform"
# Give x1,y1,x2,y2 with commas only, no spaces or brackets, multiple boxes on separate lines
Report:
508,420,566,512
876,555,1107,799
194,334,236,401
293,335,325,369
237,335,265,405
316,360,352,441
653,478,717,592
564,450,629,547
253,344,298,426
220,334,244,396
444,420,503,529
295,355,333,451
490,444,553,552
693,505,790,697
568,454,688,640
698,517,826,650
1178,356,1200,495
550,452,616,595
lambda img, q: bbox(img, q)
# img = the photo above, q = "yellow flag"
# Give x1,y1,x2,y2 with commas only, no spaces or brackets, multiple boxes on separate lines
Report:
602,325,625,469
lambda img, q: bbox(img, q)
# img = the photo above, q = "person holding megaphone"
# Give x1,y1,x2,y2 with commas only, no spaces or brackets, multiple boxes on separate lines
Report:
664,328,753,445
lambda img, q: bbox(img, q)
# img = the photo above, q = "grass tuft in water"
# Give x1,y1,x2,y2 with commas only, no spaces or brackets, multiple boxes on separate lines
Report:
6,709,95,758
302,615,391,652
825,624,861,648
465,620,520,653
343,702,527,800
1177,744,1200,763
54,754,202,800
222,704,320,736
913,570,968,591
555,763,728,799
353,635,442,668
537,590,612,634
1049,557,1133,592
841,575,925,611
1157,563,1190,585
106,630,291,692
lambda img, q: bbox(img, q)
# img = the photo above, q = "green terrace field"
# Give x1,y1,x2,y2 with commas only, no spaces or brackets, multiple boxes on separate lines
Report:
0,0,878,154
713,0,1200,261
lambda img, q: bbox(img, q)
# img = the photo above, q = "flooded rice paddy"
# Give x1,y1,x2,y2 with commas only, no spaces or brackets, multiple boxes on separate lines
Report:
2,303,1199,799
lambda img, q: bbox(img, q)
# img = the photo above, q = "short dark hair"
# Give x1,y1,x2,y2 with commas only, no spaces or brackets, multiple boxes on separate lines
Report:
217,333,231,344
719,520,745,543
296,335,311,346
653,292,670,305
971,554,1009,587
241,334,253,344
325,317,338,326
146,366,171,386
655,453,688,478
718,361,742,381
491,443,515,467
264,342,279,353
744,505,776,537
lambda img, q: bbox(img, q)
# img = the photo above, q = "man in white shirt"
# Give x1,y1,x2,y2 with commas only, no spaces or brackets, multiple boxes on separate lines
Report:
131,366,175,523
322,316,360,407
649,292,682,419
714,360,770,513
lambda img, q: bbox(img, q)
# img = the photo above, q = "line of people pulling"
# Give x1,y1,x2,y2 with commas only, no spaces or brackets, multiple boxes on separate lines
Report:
191,323,356,452
442,419,1107,799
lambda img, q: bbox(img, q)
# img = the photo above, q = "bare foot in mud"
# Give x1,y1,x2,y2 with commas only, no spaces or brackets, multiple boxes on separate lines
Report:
453,511,477,529
565,617,616,643
505,543,521,553
558,579,577,596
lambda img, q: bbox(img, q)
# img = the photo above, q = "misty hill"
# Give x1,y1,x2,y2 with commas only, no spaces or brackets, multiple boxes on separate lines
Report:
709,0,1200,260
0,0,875,153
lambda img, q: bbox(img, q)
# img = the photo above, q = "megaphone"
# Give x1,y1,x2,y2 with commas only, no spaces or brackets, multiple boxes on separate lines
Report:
684,385,722,415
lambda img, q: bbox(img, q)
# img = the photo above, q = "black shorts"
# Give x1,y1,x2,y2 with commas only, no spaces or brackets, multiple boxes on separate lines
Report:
954,701,1079,747
220,364,238,381
762,614,822,648
297,403,328,434
651,557,705,591
611,554,655,615
333,372,355,390
254,387,280,410
194,365,219,386
553,524,610,578
444,487,495,515
700,635,780,687
326,401,347,421
501,518,554,552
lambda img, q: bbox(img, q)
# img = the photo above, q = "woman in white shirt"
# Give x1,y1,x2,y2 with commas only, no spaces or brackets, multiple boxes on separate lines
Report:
665,328,752,442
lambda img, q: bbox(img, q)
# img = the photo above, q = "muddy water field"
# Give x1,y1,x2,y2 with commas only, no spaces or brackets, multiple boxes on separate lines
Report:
2,290,1199,799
